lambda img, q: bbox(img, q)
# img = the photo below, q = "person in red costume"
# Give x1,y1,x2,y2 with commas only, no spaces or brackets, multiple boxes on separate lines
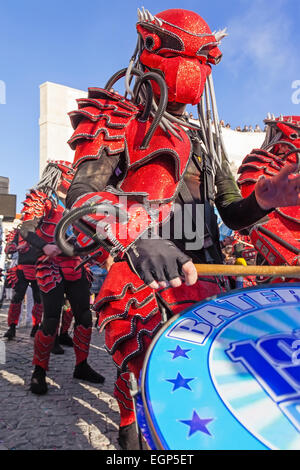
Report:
20,160,105,395
61,9,300,449
237,114,300,281
3,226,43,339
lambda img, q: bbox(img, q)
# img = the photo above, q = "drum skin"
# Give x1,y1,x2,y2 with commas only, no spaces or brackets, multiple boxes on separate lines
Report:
137,284,300,450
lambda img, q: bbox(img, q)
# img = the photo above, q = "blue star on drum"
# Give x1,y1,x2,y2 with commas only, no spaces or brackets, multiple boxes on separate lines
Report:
168,345,191,359
166,372,194,391
180,411,214,437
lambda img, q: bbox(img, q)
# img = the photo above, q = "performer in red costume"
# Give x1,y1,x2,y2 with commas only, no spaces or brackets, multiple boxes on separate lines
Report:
237,115,300,282
20,160,105,395
60,9,300,449
3,226,43,339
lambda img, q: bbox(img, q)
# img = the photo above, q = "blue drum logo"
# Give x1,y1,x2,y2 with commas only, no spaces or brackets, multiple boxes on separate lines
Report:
140,285,300,450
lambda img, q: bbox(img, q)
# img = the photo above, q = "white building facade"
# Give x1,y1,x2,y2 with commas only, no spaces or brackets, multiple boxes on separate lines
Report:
39,82,87,176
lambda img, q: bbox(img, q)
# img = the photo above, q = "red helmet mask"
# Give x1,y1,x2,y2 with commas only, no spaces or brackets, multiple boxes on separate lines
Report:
136,9,224,105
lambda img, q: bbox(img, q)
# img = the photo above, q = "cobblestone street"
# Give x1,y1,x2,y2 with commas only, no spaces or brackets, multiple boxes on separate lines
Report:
0,300,120,451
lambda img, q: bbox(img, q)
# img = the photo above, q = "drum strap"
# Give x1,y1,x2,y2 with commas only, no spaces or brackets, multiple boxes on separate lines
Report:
178,153,223,264
155,292,174,323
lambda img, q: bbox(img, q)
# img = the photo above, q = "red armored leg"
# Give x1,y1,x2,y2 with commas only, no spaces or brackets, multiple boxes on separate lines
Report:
114,372,136,427
3,303,22,340
30,330,56,395
73,325,105,384
32,329,56,370
115,350,151,450
73,324,91,365
7,302,22,326
114,348,149,429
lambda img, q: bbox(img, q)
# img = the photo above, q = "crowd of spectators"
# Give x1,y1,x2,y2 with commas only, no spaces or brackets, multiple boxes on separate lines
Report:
186,113,265,133
219,120,265,132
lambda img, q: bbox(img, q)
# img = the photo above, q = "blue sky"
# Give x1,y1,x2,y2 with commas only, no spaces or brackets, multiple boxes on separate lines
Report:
1,0,300,211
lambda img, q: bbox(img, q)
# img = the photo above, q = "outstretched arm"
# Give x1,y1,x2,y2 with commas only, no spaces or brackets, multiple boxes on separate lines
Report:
215,155,273,230
255,163,300,210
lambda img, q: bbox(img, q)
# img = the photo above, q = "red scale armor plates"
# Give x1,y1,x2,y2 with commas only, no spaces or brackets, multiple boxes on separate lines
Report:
237,148,300,271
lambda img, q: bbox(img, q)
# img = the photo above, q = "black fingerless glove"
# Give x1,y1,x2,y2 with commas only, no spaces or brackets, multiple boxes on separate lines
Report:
126,237,191,285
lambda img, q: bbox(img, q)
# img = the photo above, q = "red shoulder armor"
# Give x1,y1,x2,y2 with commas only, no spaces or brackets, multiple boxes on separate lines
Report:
68,88,140,168
68,88,191,182
21,189,52,222
237,148,298,198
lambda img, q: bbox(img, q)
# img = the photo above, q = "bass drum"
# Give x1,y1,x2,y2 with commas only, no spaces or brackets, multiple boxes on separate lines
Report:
136,284,300,450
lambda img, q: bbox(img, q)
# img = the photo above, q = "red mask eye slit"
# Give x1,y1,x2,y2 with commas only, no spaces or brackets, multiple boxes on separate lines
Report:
144,34,161,51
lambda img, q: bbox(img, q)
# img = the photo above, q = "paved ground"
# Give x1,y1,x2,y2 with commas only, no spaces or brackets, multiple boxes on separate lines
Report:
0,300,121,451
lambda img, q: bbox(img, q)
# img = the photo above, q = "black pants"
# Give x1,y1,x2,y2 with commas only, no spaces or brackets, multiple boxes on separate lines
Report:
40,272,92,336
12,270,41,305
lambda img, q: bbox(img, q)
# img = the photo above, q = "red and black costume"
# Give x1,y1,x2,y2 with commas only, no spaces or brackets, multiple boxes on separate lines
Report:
237,115,300,281
61,9,274,449
3,227,43,339
20,160,105,394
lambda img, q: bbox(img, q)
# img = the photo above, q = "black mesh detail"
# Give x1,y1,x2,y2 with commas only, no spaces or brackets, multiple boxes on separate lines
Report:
140,23,184,53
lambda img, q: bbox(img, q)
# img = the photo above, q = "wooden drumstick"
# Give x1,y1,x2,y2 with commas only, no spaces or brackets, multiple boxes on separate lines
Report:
195,264,300,278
